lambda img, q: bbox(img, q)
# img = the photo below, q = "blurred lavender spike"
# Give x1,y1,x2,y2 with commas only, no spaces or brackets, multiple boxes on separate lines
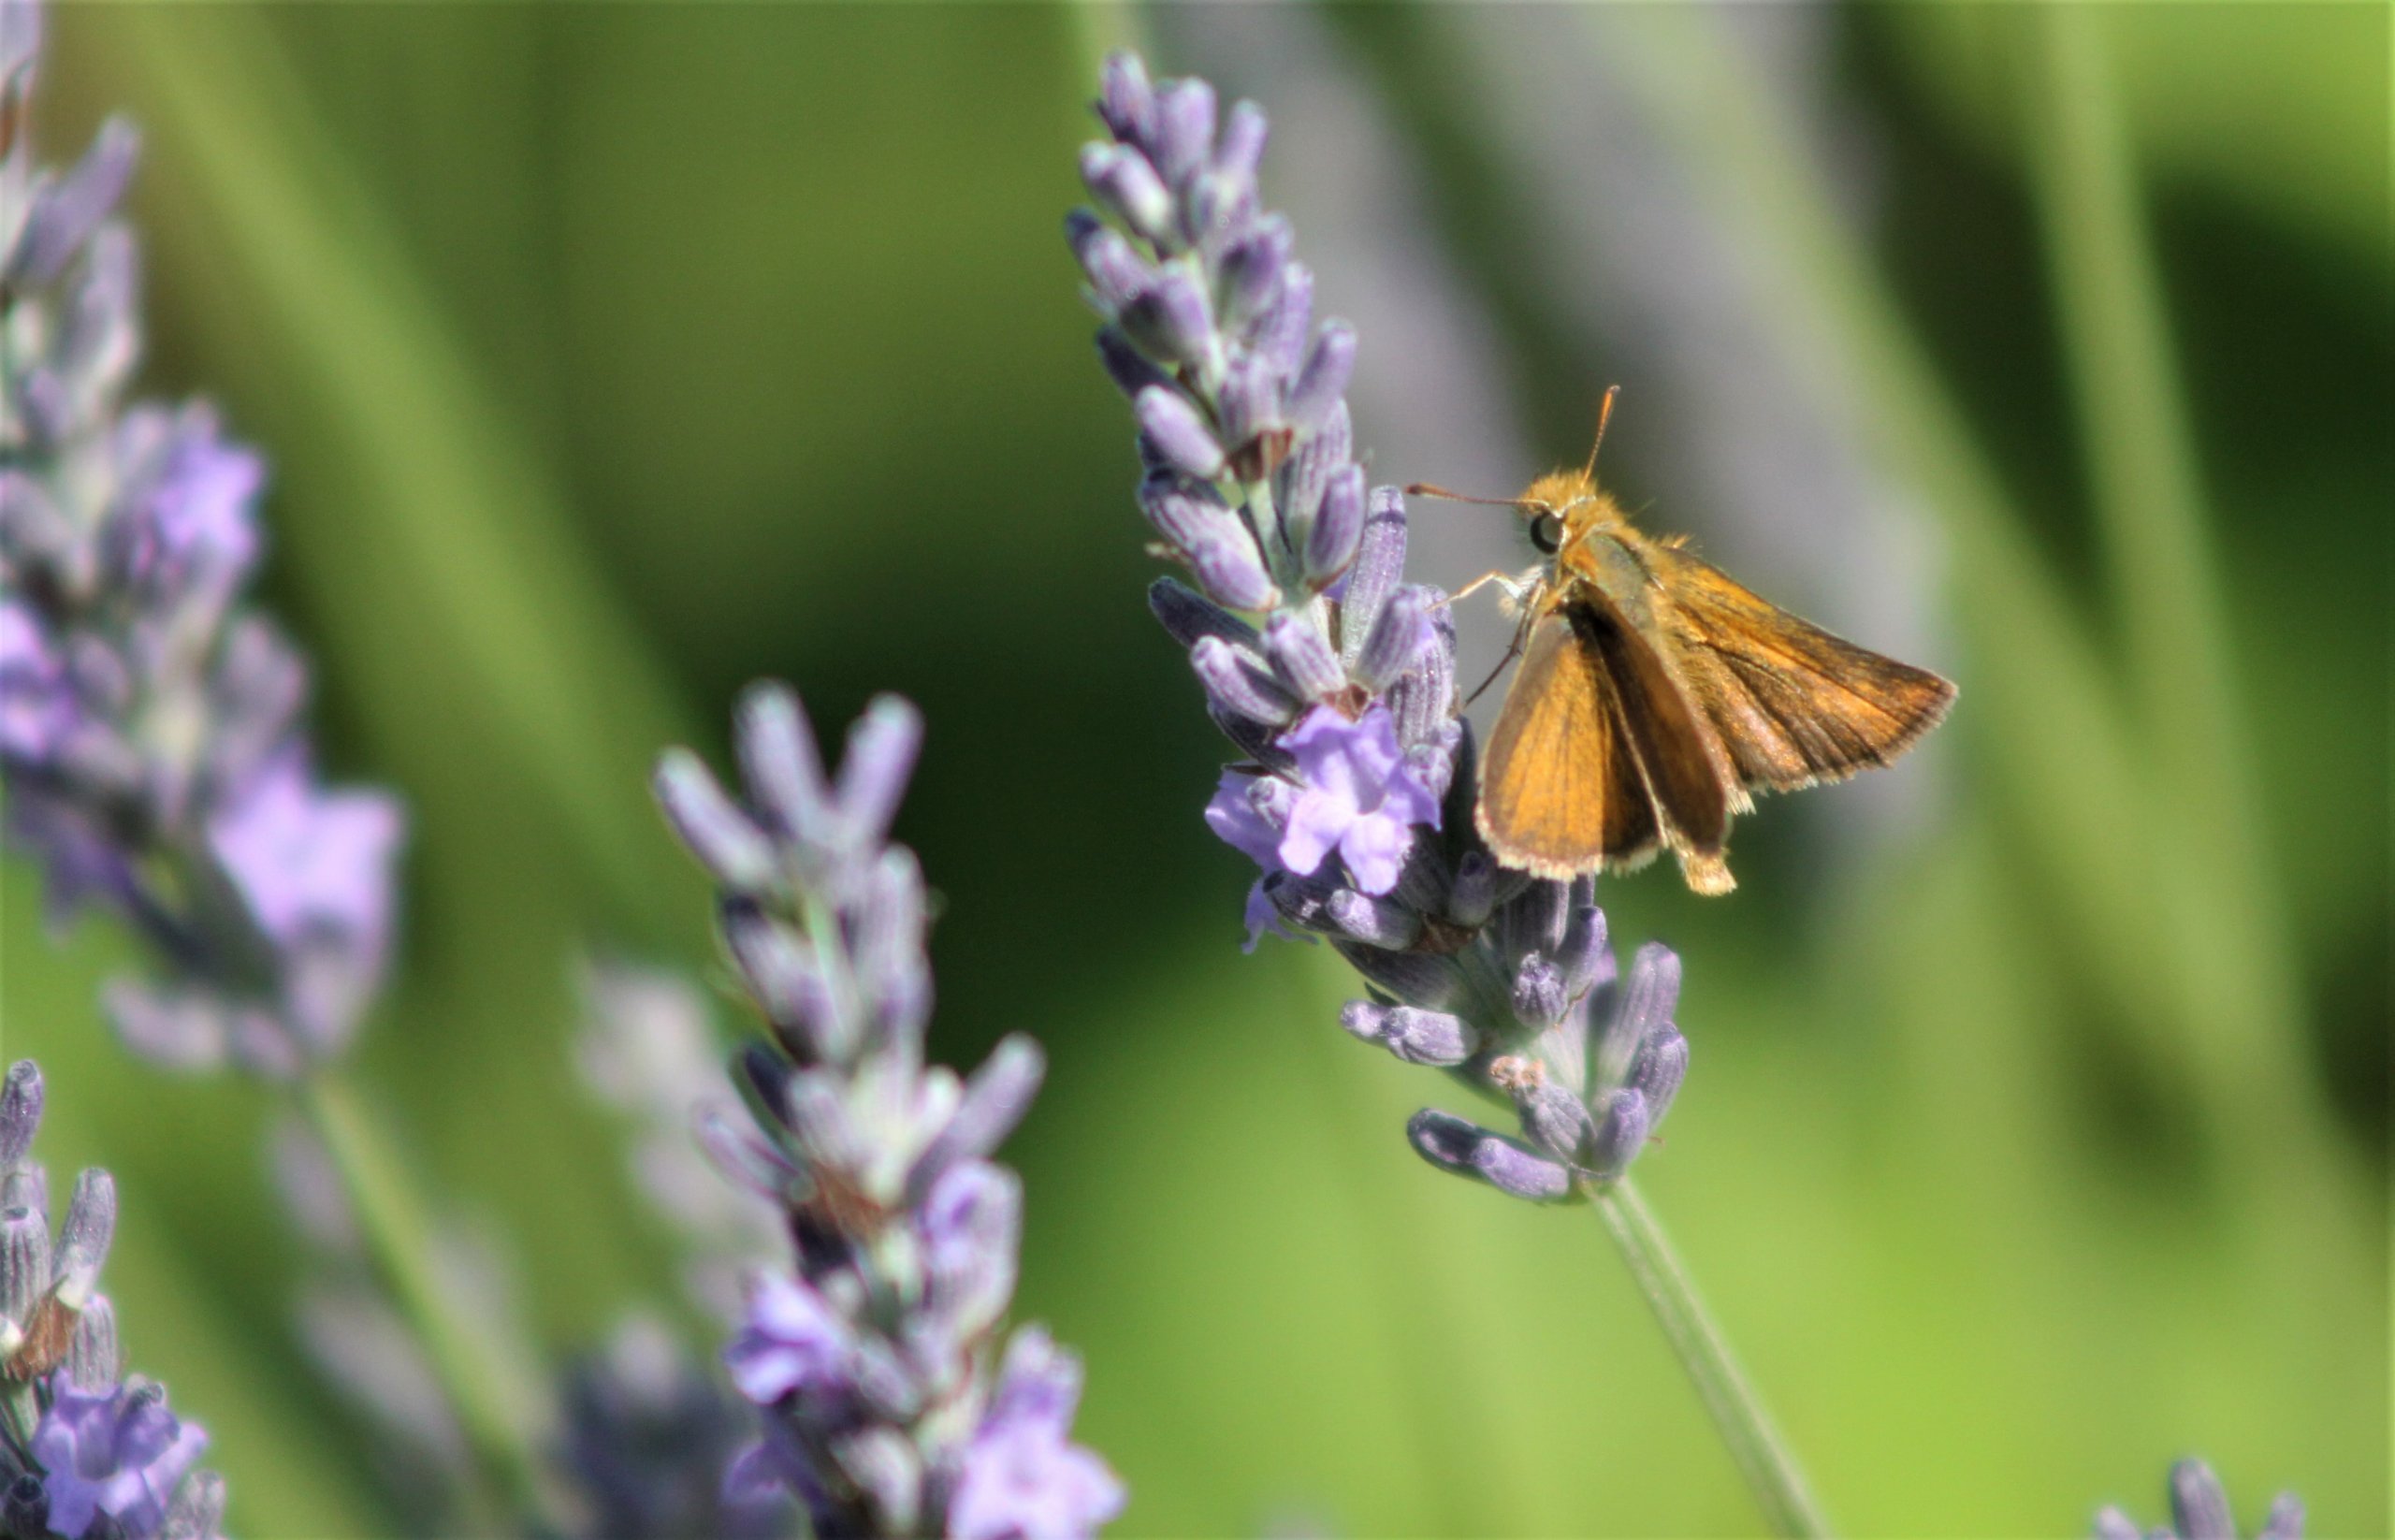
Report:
0,0,405,1079
0,1059,225,1539
658,684,1122,1537
2092,1459,2303,1540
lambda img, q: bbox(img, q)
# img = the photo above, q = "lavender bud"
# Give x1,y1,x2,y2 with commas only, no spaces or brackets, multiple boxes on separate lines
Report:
1585,1088,1650,1183
1505,1069,1596,1167
1286,322,1357,431
1186,167,1256,255
1150,78,1217,188
735,681,835,849
783,1073,864,1179
1354,586,1431,691
2169,1461,2235,1540
1626,1025,1688,1131
1615,942,1682,1056
1555,904,1609,998
834,695,923,856
1134,385,1226,481
1,1200,48,1330
1445,851,1501,929
1095,51,1154,147
1304,464,1366,588
723,902,844,1063
7,117,138,290
1214,101,1270,184
64,1290,120,1389
0,1060,40,1166
1323,889,1423,951
691,1098,799,1202
1094,326,1169,398
1498,879,1570,962
2258,1493,2306,1540
163,1470,229,1540
1337,487,1408,669
1,1165,43,1223
655,749,777,893
1190,635,1298,725
2,1477,43,1539
1146,575,1259,653
1214,351,1280,451
1119,265,1214,369
52,1167,116,1305
1079,143,1172,243
2089,1508,2140,1540
907,1035,1044,1204
1342,1002,1479,1068
1066,210,1153,314
1139,475,1240,556
1511,954,1569,1029
1186,530,1278,614
1208,703,1293,774
1387,627,1456,750
1261,615,1343,703
1332,940,1464,1013
1218,215,1291,332
1406,1111,1574,1203
1254,262,1313,379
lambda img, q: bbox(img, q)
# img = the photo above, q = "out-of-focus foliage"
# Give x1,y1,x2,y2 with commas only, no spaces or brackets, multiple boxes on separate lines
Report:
4,5,2382,1536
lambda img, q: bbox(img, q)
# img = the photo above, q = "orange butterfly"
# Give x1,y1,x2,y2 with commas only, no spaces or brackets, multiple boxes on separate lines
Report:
1411,390,1955,894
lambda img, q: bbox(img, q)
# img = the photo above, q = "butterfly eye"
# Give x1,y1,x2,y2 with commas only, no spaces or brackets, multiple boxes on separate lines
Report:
1529,512,1565,555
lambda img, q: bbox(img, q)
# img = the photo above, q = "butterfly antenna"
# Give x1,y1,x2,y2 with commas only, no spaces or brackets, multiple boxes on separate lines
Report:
1404,482,1534,509
1581,385,1621,480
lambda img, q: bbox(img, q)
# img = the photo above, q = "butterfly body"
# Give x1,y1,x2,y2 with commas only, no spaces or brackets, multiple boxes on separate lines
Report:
1464,464,1955,895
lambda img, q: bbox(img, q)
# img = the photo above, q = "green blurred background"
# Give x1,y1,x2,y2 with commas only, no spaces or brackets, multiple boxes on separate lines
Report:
4,4,2385,1535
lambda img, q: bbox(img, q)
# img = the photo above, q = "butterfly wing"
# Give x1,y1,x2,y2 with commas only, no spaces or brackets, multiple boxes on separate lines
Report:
1566,596,1736,893
1651,545,1957,792
1476,612,1657,879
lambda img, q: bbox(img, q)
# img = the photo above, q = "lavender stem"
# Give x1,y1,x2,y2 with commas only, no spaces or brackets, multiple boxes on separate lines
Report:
1590,1177,1830,1538
298,1073,550,1530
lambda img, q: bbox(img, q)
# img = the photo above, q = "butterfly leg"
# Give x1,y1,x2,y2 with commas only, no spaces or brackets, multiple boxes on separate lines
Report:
1464,603,1540,706
1441,568,1533,610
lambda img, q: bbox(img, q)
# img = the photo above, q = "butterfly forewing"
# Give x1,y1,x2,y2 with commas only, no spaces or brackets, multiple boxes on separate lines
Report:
1478,613,1657,878
1653,546,1956,792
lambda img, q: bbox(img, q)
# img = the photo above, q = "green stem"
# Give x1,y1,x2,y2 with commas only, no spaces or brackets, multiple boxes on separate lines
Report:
2022,7,2309,1153
298,1072,550,1533
1590,1177,1832,1539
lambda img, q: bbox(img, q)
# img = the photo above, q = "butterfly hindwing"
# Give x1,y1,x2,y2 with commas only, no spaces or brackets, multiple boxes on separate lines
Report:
1651,546,1956,792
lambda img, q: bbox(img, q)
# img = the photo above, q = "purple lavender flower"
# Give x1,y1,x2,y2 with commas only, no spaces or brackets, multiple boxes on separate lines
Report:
659,683,1119,1537
29,1373,210,1540
723,1274,853,1406
2093,1460,2304,1540
947,1330,1125,1540
0,0,406,1076
0,1060,225,1539
1076,52,1684,1201
1275,705,1441,892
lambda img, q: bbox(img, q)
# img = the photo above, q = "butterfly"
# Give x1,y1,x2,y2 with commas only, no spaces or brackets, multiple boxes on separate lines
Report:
1411,390,1956,893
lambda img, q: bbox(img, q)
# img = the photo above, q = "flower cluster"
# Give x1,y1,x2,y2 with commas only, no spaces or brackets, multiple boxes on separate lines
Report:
655,683,1123,1537
2094,1460,2303,1540
1073,51,1686,1200
0,0,403,1078
0,1061,224,1540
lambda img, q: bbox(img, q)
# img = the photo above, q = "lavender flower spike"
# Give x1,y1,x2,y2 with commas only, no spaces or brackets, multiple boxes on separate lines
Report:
1074,52,1684,1201
2092,1459,2303,1540
0,1060,225,1539
0,0,405,1077
659,682,1123,1538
